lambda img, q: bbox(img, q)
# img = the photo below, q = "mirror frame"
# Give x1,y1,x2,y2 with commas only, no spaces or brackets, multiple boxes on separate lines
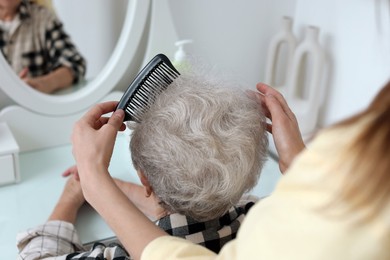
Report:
0,0,150,116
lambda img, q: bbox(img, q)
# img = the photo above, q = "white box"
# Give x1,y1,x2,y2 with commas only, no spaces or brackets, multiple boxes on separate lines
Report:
0,122,20,186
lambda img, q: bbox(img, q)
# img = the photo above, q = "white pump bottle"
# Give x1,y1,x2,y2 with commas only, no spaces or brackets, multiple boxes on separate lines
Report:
173,39,193,70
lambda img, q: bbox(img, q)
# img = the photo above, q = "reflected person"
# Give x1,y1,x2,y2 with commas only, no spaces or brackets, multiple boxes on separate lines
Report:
0,0,86,94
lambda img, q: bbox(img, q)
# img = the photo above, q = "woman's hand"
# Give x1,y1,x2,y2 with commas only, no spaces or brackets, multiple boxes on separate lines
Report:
255,83,305,173
71,101,125,180
62,164,80,180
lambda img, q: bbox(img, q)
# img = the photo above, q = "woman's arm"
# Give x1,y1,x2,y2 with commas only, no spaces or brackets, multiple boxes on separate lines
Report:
83,172,168,260
71,102,168,260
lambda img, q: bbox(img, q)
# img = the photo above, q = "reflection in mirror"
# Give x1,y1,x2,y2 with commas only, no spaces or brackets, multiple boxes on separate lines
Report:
0,0,86,94
0,0,128,95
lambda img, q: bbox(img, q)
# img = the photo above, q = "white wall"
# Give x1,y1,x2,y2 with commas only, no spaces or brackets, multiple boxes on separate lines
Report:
293,0,390,126
52,0,128,80
169,0,297,86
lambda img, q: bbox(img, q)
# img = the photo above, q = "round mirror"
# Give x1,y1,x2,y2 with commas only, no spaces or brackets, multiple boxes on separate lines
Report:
0,0,150,116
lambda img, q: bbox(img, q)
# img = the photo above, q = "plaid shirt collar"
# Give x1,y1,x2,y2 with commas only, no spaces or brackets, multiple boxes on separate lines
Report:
157,202,255,253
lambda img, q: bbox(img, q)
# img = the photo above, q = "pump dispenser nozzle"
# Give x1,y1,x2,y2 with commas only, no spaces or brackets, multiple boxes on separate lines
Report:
174,39,193,65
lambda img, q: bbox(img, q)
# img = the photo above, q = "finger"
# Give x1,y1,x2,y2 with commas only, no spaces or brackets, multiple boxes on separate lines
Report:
95,117,110,129
96,116,126,131
62,167,74,177
256,83,295,120
256,83,287,108
247,90,272,124
62,171,71,177
264,94,288,122
19,67,29,78
62,164,77,176
254,92,271,119
256,82,281,96
83,101,119,126
106,109,125,130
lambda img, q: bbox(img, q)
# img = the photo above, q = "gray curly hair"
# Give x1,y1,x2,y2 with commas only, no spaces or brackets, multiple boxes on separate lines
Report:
128,70,268,221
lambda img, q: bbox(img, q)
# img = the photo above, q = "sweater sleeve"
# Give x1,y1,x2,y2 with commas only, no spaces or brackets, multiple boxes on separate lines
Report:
142,236,224,260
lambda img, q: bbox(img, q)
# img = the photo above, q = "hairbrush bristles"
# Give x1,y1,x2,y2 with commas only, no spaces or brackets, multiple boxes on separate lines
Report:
116,54,180,122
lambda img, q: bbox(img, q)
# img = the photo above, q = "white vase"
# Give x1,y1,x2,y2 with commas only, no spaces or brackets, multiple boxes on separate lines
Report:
264,16,297,94
287,26,325,136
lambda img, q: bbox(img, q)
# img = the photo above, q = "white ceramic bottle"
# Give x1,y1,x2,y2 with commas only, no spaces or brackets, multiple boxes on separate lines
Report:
287,26,325,136
264,16,297,94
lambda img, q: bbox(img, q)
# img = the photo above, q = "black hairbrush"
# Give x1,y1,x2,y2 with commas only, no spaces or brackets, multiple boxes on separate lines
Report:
116,53,180,122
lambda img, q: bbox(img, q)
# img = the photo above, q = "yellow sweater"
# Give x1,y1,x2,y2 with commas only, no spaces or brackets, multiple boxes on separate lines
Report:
142,119,390,260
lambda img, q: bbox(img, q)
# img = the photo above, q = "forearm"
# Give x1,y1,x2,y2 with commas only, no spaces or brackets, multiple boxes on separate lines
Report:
45,67,74,91
113,180,148,212
28,66,74,93
81,168,168,260
113,179,166,220
48,201,79,224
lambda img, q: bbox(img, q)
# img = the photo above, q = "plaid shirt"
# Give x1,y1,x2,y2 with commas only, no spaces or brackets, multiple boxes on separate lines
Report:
0,0,86,83
17,198,257,260
158,202,255,253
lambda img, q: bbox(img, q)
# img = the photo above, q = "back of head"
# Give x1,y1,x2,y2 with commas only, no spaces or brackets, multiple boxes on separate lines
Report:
129,70,268,221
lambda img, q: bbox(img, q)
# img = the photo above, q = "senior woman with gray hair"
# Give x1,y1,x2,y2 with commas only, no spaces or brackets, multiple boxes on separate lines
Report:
17,70,269,259
129,71,269,221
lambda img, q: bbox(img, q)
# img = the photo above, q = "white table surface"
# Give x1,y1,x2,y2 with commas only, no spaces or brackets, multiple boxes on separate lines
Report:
0,133,281,259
